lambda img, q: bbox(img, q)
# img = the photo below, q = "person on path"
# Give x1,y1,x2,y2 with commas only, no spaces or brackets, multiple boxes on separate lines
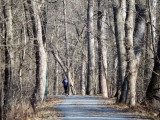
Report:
62,78,69,95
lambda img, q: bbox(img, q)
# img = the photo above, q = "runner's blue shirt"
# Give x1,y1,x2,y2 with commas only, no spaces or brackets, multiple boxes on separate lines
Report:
62,79,69,86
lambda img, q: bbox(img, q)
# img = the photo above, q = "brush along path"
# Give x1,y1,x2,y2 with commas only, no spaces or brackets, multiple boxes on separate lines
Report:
31,97,64,120
55,95,150,120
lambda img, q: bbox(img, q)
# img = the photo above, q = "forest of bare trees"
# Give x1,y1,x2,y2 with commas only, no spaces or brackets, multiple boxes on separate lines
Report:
0,0,160,119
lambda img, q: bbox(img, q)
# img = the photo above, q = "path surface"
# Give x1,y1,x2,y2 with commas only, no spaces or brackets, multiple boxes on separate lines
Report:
55,95,150,120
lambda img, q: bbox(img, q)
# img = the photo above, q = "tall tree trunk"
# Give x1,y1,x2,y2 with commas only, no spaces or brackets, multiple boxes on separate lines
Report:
3,0,14,118
0,5,3,120
125,0,146,106
97,0,102,95
19,3,28,98
97,0,108,98
113,0,127,101
125,0,136,106
87,0,95,95
63,0,73,95
29,0,47,105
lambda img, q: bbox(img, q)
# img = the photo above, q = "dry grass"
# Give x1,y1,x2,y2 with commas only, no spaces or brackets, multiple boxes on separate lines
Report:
102,97,160,120
4,97,64,120
29,97,64,120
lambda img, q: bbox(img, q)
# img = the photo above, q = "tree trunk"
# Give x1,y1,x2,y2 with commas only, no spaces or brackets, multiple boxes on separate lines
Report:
125,0,136,106
0,5,3,120
97,0,102,95
81,54,86,96
97,0,108,98
113,0,127,101
146,35,160,107
146,0,160,107
125,0,146,106
3,0,14,118
30,0,47,105
127,0,146,106
87,0,95,95
54,61,59,95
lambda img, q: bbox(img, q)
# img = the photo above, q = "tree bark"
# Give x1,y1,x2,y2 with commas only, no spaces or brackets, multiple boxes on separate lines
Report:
113,0,127,101
0,4,3,120
81,54,86,96
97,0,108,98
3,0,14,118
125,0,147,106
87,0,95,95
29,0,47,105
125,0,136,106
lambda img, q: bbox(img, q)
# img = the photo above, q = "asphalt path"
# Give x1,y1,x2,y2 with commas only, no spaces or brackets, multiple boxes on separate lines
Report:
55,95,150,120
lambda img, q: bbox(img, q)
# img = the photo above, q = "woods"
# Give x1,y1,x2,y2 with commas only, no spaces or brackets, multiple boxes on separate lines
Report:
0,0,160,119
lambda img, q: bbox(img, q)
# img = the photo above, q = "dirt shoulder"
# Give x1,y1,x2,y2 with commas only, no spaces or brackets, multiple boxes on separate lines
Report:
29,97,64,120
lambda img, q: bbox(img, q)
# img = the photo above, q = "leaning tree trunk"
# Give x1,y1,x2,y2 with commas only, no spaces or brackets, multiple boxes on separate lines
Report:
51,48,76,95
87,0,95,95
30,0,47,105
113,0,127,101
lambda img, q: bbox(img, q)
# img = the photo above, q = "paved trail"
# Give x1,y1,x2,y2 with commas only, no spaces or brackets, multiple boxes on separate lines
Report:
55,95,150,120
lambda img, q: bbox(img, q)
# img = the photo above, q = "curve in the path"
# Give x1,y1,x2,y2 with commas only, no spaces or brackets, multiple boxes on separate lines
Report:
55,95,150,120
